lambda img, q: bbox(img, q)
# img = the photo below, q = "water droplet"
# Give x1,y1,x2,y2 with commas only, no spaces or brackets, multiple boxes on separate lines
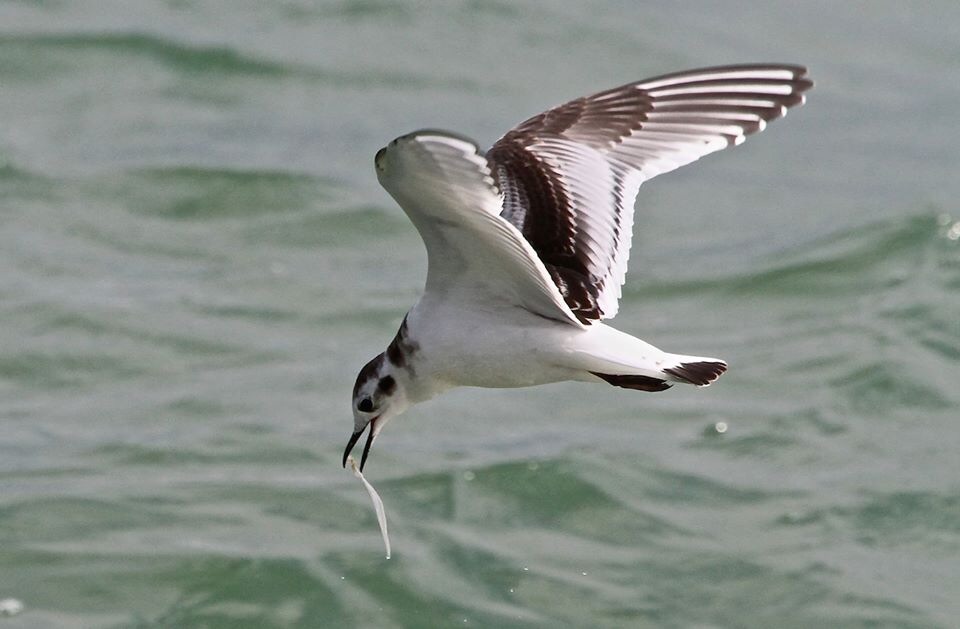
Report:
581,571,588,576
523,566,529,571
463,470,475,481
0,599,24,617
947,222,960,241
715,421,728,434
509,588,515,593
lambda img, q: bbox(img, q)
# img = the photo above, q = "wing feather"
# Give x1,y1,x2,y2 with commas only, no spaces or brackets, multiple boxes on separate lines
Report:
488,63,812,323
375,131,586,328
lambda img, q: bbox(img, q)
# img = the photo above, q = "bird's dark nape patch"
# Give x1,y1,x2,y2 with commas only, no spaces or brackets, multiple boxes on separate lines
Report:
386,315,417,369
664,361,727,386
591,371,672,392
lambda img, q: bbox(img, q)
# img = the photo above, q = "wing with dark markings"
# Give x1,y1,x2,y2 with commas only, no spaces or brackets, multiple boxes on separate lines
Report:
488,64,812,324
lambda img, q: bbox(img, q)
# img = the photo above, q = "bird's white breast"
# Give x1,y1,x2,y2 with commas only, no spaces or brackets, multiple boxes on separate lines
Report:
403,295,584,391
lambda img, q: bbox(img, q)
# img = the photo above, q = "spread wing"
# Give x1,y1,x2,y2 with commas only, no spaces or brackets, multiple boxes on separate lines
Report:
375,130,587,328
487,64,812,323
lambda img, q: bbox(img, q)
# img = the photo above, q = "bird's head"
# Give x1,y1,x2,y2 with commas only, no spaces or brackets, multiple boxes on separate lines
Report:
342,353,410,471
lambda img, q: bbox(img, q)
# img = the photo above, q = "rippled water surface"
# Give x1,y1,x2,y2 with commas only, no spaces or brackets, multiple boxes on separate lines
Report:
1,2,959,627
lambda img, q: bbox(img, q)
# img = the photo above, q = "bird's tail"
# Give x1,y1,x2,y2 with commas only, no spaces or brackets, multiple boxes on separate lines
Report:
661,354,727,386
588,352,727,392
574,325,727,392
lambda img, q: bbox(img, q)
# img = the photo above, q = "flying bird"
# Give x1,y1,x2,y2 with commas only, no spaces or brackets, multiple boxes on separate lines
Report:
343,64,812,471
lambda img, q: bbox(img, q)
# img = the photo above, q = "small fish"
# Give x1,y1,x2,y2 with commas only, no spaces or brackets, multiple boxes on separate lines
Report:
346,455,391,559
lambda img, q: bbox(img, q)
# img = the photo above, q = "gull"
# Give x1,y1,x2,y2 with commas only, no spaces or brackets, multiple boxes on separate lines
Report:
343,64,812,470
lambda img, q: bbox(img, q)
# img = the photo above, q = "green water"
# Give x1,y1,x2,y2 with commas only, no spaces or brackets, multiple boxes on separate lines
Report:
1,2,959,627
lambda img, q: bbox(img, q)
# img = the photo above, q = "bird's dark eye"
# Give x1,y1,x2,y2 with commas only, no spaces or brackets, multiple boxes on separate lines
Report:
357,397,374,413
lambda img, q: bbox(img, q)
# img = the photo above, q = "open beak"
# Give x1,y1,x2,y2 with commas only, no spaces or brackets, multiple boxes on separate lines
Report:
341,417,378,472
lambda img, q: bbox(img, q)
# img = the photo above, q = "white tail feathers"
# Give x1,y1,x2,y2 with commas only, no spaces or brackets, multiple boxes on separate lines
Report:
588,353,727,393
572,325,727,391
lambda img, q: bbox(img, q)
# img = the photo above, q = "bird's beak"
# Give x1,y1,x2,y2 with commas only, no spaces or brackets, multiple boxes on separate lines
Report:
341,417,378,472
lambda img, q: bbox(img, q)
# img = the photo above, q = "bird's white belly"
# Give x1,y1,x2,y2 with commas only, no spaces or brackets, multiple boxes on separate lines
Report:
407,302,583,389
431,339,576,388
